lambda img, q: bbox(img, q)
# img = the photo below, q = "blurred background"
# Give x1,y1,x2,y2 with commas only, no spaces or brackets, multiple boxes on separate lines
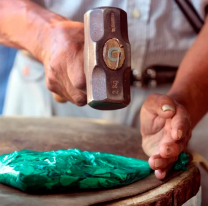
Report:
0,45,16,114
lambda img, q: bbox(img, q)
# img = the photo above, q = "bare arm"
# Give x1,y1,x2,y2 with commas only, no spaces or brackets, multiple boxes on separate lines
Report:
140,16,208,179
0,0,65,60
168,17,208,128
0,0,86,105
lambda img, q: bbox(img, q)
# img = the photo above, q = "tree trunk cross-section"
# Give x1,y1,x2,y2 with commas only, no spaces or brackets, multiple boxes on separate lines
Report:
0,117,200,206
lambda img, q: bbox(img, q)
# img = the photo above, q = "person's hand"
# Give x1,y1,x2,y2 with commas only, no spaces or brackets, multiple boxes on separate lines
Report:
140,94,191,179
38,19,86,106
0,0,86,105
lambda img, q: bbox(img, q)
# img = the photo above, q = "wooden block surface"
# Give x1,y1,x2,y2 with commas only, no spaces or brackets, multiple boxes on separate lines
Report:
0,117,200,206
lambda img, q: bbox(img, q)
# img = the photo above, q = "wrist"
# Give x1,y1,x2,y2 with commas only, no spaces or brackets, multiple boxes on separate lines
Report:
25,11,69,62
0,0,70,62
167,82,203,129
34,17,84,64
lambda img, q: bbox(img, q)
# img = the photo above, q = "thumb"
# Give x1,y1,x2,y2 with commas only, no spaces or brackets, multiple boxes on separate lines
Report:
143,94,176,119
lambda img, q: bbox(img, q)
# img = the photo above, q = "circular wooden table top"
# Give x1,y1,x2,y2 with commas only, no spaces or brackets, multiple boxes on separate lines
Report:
0,117,200,206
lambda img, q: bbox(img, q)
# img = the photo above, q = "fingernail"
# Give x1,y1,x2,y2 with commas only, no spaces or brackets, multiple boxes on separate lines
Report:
177,129,183,140
161,171,166,179
166,146,172,156
154,159,163,168
162,105,175,112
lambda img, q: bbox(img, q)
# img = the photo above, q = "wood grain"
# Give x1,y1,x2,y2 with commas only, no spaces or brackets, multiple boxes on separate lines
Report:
0,117,200,206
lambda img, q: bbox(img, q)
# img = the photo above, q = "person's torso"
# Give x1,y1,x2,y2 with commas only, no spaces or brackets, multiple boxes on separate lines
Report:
32,0,208,72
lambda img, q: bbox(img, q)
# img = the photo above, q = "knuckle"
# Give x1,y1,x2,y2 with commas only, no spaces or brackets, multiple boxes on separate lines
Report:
68,42,81,51
72,77,86,90
49,60,62,74
147,93,159,101
53,93,67,103
45,73,58,92
71,93,86,106
46,67,58,83
46,79,56,92
178,104,186,112
159,94,172,103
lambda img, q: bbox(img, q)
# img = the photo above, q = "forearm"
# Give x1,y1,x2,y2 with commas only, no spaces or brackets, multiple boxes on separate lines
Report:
0,0,67,61
168,17,208,128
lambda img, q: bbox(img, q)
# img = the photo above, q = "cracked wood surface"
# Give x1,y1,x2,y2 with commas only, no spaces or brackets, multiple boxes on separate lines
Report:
0,117,200,206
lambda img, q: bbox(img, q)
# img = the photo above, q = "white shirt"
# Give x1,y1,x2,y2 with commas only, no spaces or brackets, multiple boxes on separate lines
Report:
33,0,207,72
4,0,208,125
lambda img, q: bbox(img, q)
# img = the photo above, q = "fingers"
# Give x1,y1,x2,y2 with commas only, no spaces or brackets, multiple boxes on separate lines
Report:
170,105,191,141
155,166,172,180
142,94,191,142
149,154,177,180
68,47,86,93
149,154,177,170
155,169,167,180
142,94,191,180
143,94,176,119
154,159,176,180
148,137,188,180
159,141,184,158
140,94,178,137
45,65,87,106
52,93,67,103
42,21,86,106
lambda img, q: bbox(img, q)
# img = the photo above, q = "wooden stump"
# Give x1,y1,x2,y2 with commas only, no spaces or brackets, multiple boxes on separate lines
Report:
0,117,200,206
